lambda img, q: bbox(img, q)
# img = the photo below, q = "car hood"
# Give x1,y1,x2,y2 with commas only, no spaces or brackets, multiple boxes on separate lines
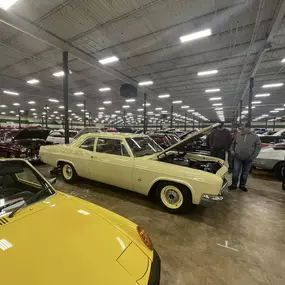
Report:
157,123,219,156
13,129,50,140
0,193,143,285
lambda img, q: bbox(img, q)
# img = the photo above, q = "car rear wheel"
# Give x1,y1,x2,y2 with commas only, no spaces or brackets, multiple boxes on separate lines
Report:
61,163,78,183
274,162,284,181
155,182,192,213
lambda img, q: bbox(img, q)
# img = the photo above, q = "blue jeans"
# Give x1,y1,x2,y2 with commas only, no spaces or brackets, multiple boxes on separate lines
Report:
228,151,234,171
232,156,252,187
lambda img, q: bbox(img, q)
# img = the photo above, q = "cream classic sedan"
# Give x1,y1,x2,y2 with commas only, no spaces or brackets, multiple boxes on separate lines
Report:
40,125,228,213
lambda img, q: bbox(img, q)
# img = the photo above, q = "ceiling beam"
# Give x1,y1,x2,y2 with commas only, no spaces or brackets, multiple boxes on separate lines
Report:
240,0,285,102
0,9,137,87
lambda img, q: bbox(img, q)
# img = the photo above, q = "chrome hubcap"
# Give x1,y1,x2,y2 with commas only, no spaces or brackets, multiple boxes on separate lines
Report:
165,189,179,204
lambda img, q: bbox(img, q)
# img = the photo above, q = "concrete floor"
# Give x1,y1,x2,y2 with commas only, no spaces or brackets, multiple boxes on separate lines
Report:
37,164,285,285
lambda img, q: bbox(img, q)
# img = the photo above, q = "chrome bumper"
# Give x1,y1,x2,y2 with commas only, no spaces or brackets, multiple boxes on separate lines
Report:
200,178,228,207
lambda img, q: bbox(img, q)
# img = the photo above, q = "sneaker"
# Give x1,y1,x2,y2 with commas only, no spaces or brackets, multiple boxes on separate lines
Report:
228,185,237,190
239,186,248,192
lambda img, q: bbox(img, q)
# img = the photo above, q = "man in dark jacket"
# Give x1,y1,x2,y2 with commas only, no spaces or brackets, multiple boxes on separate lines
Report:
209,123,232,160
228,123,261,192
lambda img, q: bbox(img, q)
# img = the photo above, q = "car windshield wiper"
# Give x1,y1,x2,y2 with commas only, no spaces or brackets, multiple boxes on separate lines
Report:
9,188,47,218
0,198,24,212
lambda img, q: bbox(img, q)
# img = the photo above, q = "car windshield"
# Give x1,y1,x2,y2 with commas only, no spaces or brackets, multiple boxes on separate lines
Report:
0,160,54,216
126,137,163,157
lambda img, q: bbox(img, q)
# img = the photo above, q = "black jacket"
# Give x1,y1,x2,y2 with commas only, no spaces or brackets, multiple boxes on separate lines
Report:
210,128,232,150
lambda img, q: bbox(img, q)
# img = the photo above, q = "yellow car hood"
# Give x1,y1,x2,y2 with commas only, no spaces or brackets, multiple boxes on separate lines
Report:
0,194,140,285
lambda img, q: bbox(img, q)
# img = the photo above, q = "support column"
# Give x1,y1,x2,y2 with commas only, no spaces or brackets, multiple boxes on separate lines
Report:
45,105,48,128
18,108,21,129
63,51,69,144
192,115,194,130
273,117,276,131
84,100,86,127
123,110,126,127
239,100,243,125
170,105,173,128
143,93,147,134
184,112,187,131
265,119,268,129
247,77,254,126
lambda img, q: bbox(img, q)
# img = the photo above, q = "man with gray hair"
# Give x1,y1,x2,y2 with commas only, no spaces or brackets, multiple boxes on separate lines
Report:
228,123,261,191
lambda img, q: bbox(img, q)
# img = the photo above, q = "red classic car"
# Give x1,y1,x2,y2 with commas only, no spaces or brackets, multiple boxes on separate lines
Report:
0,127,53,161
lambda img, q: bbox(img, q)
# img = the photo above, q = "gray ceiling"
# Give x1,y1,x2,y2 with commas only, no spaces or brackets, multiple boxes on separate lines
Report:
0,0,285,125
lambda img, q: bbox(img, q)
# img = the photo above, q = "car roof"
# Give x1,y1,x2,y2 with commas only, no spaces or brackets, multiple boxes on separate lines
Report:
79,132,148,140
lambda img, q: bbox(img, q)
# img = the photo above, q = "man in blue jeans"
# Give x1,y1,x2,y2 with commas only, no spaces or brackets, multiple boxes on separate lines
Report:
228,123,261,191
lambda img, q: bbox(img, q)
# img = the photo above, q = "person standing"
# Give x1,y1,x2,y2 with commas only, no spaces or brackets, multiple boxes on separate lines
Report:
228,123,261,191
228,129,238,173
209,122,232,160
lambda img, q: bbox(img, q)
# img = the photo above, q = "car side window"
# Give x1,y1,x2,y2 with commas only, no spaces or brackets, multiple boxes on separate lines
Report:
79,137,95,152
50,132,62,138
281,132,285,137
96,138,129,157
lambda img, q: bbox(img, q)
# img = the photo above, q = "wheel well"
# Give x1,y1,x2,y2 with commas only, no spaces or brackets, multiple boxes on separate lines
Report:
274,161,284,171
148,180,192,201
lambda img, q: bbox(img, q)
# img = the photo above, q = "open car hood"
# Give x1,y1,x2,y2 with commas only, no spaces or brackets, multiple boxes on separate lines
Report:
13,129,50,140
157,123,219,156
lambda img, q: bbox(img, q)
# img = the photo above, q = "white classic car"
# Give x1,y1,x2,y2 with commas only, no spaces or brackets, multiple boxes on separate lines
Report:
40,125,228,213
253,143,285,180
47,129,78,144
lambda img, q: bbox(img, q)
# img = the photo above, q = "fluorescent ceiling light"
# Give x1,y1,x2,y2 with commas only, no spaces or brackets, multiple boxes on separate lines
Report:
0,0,19,10
53,71,65,77
181,105,189,109
261,114,269,117
282,58,285,63
77,103,84,107
98,107,105,110
0,105,6,108
215,108,223,110
28,101,36,104
98,56,119,65
142,103,151,106
115,111,121,113
155,107,162,110
246,106,255,109
270,110,279,113
262,83,283,88
212,103,223,106
3,90,19,95
187,109,195,112
27,79,39,84
103,101,111,104
180,29,212,43
122,105,130,108
30,108,36,111
126,99,135,102
137,109,144,111
48,99,59,103
99,87,111,92
74,92,84,96
13,103,20,106
255,93,270,97
275,108,285,111
10,111,15,114
252,101,261,104
205,88,220,93
147,111,154,114
53,111,58,114
158,94,170,98
173,100,182,104
1,112,6,115
59,106,64,109
198,70,218,76
209,97,221,101
139,81,153,86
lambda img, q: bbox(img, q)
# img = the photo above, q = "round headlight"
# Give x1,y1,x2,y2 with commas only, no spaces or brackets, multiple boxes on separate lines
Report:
137,226,153,250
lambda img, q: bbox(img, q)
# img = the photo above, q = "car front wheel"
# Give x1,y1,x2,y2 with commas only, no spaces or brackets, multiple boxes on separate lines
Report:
156,182,192,213
61,163,78,183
